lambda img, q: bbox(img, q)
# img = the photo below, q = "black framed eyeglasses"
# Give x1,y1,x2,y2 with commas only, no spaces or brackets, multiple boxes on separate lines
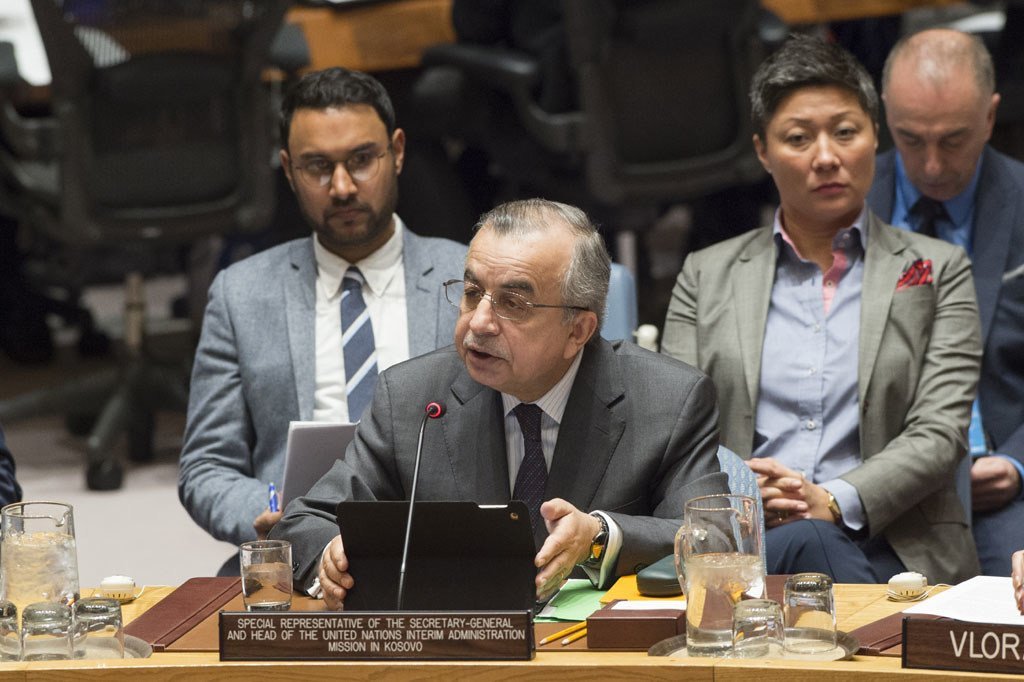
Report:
292,146,389,188
442,279,589,322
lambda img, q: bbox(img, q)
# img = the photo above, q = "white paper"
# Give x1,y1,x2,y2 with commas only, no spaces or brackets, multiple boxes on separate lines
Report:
0,0,51,86
610,599,685,611
903,576,1024,625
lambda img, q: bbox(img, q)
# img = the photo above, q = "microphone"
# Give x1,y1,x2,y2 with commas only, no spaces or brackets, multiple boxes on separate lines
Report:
396,400,446,609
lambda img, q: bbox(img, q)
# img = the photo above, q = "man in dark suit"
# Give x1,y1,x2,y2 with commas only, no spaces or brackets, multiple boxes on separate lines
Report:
0,422,22,506
178,68,466,573
867,28,1024,576
272,198,728,608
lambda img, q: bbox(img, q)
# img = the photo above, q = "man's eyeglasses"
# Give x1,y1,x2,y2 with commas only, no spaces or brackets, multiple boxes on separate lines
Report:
442,279,589,322
291,147,389,188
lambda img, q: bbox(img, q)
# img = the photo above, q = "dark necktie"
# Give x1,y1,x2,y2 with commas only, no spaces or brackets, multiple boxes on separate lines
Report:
341,267,378,421
910,196,949,239
512,403,547,545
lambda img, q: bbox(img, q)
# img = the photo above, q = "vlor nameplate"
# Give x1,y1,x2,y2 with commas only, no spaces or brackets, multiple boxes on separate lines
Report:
219,610,534,661
903,616,1024,675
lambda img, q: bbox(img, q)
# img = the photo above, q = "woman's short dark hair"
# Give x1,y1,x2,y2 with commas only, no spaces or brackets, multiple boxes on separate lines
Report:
749,34,879,137
279,67,396,150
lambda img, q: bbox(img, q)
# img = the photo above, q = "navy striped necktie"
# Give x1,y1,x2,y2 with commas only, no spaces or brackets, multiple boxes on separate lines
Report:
512,402,547,546
341,267,378,421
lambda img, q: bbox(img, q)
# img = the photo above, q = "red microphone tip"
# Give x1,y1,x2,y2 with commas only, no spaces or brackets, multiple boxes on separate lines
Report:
425,401,445,418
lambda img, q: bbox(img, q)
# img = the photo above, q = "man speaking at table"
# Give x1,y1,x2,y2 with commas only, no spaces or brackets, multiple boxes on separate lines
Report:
272,198,728,608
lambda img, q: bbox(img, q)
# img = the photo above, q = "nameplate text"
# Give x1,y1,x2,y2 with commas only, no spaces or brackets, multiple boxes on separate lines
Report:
903,617,1024,675
219,610,534,661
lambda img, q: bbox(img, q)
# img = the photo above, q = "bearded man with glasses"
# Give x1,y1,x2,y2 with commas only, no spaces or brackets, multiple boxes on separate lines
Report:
180,68,467,575
272,198,728,609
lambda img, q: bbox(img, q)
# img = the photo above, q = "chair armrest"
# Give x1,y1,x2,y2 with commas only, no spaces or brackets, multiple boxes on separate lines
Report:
0,42,18,88
422,43,539,101
269,23,310,74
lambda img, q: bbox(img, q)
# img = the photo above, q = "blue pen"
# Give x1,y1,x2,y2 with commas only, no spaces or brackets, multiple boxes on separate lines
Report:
268,482,279,513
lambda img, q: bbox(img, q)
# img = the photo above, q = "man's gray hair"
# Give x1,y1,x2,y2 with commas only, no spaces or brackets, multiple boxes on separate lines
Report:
881,29,995,100
474,198,611,328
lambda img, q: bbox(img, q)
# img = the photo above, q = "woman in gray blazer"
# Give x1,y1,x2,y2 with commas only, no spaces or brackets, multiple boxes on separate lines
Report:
661,34,981,585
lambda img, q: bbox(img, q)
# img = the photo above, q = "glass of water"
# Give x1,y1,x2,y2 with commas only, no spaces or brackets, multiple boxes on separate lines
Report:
676,494,765,657
240,540,293,612
73,597,124,659
783,572,837,654
20,602,72,661
732,598,785,658
0,601,19,661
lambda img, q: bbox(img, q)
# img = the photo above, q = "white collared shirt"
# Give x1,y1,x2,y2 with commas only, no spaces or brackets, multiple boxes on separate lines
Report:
501,349,622,587
312,215,410,423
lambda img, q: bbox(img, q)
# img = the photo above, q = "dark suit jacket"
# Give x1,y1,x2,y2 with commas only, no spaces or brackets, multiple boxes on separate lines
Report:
868,147,1024,467
273,337,729,589
0,423,21,506
661,213,982,583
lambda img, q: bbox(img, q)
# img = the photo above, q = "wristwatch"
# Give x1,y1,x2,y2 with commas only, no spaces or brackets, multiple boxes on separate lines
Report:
582,513,609,568
825,491,843,524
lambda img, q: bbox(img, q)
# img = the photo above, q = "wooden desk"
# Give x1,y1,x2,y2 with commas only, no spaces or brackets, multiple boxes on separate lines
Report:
0,584,1014,679
763,0,964,24
286,0,454,73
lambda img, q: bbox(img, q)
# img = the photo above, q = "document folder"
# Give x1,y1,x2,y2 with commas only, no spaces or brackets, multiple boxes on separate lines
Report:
334,500,536,612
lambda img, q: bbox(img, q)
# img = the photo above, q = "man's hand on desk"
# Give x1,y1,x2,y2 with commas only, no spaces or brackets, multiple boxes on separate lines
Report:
533,498,599,601
320,535,354,610
253,508,282,540
971,456,1022,511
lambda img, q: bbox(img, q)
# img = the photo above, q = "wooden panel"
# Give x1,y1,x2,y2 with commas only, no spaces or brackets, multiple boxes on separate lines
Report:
286,0,454,73
762,0,962,24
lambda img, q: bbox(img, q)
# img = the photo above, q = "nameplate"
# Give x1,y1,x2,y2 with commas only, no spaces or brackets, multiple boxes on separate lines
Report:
903,617,1024,675
219,610,534,661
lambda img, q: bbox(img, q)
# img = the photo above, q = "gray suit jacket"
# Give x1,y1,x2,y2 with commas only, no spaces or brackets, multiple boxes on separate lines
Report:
178,227,467,546
869,147,1024,468
272,337,729,590
661,212,982,583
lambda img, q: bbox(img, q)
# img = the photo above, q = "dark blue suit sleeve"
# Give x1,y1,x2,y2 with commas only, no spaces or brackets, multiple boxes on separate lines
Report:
0,423,23,506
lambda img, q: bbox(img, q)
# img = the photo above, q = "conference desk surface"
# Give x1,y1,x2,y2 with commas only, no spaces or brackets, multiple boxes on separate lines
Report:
0,583,1014,680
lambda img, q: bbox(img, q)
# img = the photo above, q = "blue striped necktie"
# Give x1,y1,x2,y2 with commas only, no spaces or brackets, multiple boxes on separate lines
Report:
341,267,378,420
512,403,548,546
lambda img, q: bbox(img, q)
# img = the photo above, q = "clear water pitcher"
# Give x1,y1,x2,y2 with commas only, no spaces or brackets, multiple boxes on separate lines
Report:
0,502,80,626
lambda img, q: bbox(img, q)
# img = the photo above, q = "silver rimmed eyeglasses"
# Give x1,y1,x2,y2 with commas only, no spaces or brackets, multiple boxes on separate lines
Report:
292,146,389,188
442,279,589,322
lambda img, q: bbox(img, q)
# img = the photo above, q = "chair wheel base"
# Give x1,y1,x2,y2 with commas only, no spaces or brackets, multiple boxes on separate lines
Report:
86,459,123,491
65,412,99,437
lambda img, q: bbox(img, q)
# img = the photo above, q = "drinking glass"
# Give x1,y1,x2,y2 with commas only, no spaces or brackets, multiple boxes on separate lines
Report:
783,572,837,654
20,602,72,661
0,502,80,629
240,540,293,611
732,598,785,658
0,601,19,661
73,597,124,659
676,494,765,657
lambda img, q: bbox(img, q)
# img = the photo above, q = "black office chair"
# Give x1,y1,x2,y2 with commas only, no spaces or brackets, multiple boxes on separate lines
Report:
417,0,767,272
0,0,289,490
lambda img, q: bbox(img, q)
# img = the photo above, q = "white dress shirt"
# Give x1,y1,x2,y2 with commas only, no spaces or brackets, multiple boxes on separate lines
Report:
312,216,410,423
501,349,622,587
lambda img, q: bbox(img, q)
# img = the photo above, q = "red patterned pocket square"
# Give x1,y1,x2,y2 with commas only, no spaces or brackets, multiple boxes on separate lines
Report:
897,258,933,290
